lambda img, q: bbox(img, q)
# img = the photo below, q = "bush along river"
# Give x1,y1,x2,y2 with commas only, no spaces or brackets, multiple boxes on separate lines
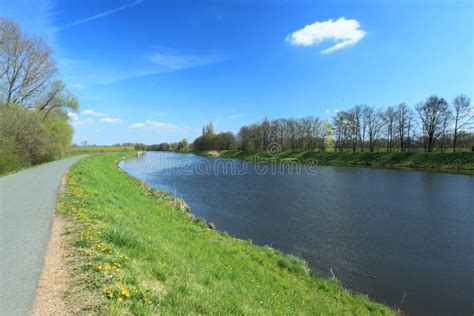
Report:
119,151,474,315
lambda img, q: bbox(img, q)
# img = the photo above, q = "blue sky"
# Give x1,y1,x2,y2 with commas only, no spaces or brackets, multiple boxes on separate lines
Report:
1,0,473,145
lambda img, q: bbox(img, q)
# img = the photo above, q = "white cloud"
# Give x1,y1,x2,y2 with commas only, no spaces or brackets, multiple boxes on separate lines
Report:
60,0,143,30
149,52,218,71
82,109,108,117
129,120,186,131
325,110,331,114
226,114,246,119
70,83,86,89
67,112,94,126
286,17,366,54
129,123,146,129
145,120,177,129
100,117,122,124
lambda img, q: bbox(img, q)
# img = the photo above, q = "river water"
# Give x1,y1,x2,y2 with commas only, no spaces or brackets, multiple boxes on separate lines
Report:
119,151,473,315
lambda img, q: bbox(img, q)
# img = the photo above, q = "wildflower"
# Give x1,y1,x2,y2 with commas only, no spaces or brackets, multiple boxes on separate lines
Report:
117,297,123,303
120,287,130,298
97,264,103,270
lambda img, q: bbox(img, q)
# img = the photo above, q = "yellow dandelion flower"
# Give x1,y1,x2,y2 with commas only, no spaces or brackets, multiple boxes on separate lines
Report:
117,297,123,303
97,264,103,270
120,287,130,298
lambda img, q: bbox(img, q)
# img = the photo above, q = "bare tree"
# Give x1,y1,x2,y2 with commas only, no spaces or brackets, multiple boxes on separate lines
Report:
452,94,472,152
384,106,397,152
0,19,57,107
37,80,79,118
396,103,413,152
366,107,385,152
415,95,450,152
349,106,362,152
360,105,370,151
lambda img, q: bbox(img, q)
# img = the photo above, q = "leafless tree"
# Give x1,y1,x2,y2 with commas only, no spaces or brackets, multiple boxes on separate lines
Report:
415,96,450,152
359,105,370,151
366,107,385,152
396,103,413,152
0,19,57,107
384,106,397,152
452,94,472,152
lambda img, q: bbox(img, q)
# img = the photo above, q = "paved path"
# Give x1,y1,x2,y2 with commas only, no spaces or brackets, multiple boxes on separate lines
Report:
0,156,85,315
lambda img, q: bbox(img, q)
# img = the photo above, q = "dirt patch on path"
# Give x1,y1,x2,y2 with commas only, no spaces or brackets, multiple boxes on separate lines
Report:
32,174,70,315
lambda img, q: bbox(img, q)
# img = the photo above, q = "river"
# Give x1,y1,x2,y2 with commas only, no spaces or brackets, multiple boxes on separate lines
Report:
119,151,473,315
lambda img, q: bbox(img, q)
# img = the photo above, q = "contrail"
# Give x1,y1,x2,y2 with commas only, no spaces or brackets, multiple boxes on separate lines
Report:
60,0,143,30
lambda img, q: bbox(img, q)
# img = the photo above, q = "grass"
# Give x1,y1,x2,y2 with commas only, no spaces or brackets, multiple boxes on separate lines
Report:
59,152,394,314
65,145,136,155
214,150,474,175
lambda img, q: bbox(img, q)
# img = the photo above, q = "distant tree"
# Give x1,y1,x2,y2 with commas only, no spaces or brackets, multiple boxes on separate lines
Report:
366,107,385,152
176,138,190,152
134,143,146,151
193,122,217,150
452,94,472,152
359,105,370,151
416,96,450,152
384,106,397,152
395,103,413,152
322,120,333,151
215,132,237,150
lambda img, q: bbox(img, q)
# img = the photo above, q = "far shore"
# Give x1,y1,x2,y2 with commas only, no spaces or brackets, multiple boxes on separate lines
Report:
192,150,474,175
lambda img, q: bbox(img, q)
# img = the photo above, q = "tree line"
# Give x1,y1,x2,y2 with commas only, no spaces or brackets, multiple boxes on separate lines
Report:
0,19,78,173
192,94,473,153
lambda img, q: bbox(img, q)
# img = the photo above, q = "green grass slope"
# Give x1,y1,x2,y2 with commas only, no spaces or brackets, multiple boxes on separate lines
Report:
217,150,474,174
59,153,393,314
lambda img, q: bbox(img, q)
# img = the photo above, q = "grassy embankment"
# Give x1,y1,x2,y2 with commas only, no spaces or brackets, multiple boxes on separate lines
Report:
59,153,393,314
65,145,135,156
211,150,474,175
0,146,136,176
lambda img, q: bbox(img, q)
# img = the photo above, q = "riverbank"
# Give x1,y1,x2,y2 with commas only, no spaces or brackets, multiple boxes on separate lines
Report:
57,153,393,314
202,150,474,175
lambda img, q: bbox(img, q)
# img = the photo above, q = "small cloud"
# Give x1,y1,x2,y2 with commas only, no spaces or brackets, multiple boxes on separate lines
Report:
149,52,220,71
129,123,146,129
100,117,122,124
325,110,331,114
335,109,340,113
67,112,79,121
286,17,366,54
70,83,86,89
68,112,94,126
226,114,246,119
82,109,108,117
145,120,177,129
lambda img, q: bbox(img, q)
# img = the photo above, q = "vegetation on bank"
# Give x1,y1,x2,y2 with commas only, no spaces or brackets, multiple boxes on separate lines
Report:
66,145,136,155
191,95,473,154
210,150,474,174
0,20,79,175
59,153,393,314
